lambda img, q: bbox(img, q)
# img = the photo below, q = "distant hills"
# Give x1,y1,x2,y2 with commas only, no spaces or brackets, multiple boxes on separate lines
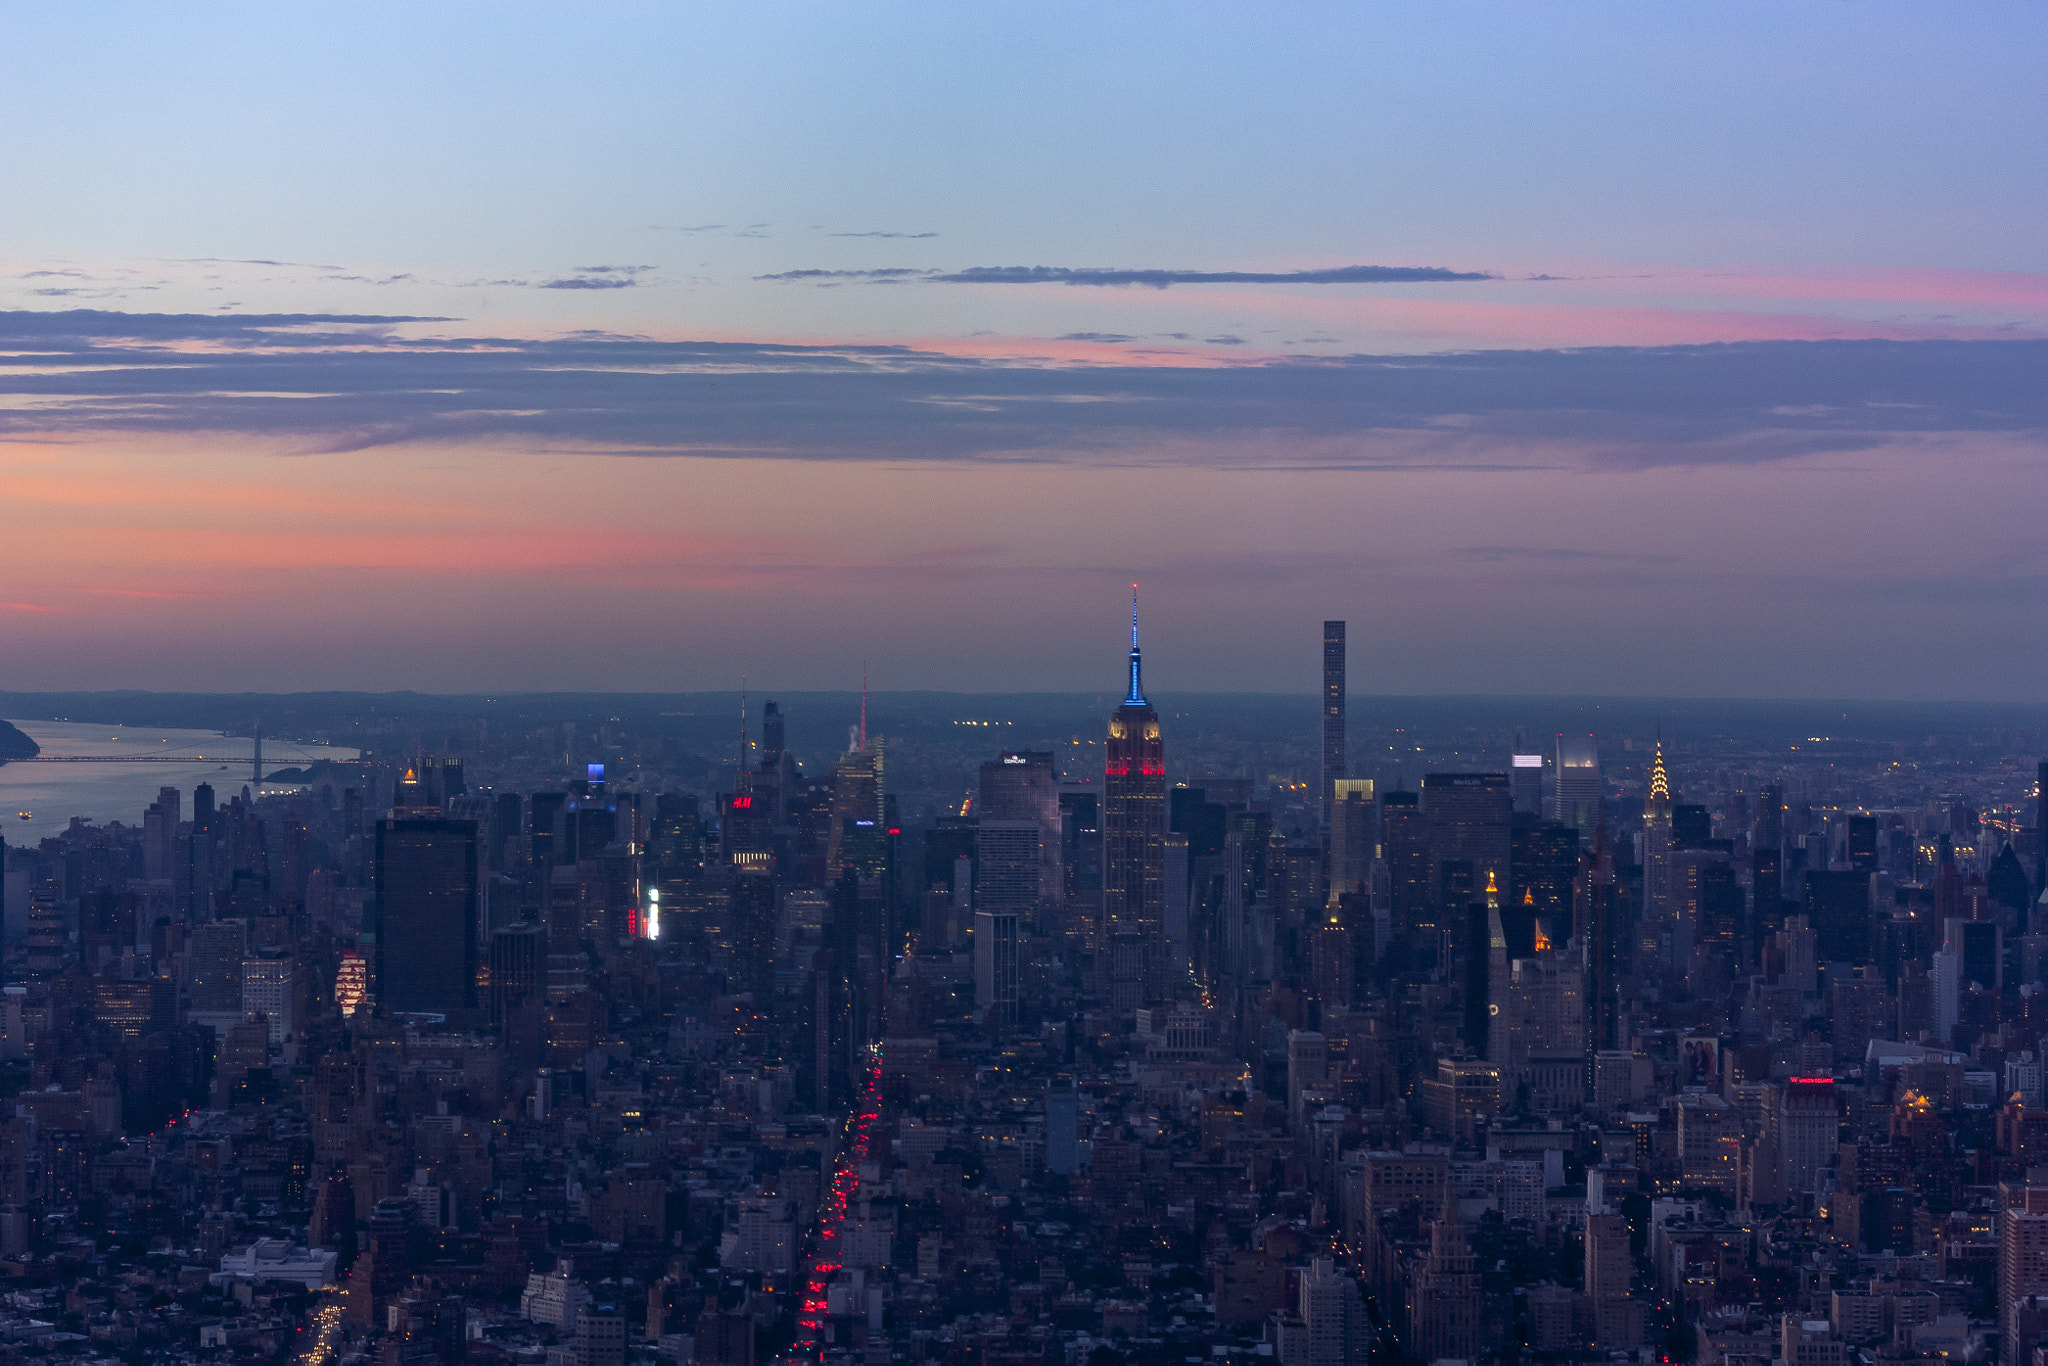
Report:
0,720,38,761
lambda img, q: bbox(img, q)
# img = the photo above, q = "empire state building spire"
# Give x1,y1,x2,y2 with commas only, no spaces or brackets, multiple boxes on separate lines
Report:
1125,583,1146,705
1104,588,1167,1008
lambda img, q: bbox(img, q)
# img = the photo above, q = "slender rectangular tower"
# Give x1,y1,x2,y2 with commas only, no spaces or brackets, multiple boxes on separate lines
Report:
2037,758,2047,911
1322,620,1346,840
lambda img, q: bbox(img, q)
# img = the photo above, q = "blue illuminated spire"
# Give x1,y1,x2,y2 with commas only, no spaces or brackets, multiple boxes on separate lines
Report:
1125,583,1146,705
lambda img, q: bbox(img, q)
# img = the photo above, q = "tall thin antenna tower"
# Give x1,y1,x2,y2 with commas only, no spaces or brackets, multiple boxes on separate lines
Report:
1321,621,1345,839
737,676,751,794
859,663,868,752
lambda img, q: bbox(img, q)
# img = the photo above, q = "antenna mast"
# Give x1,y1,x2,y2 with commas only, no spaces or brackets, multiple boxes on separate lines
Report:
737,676,751,794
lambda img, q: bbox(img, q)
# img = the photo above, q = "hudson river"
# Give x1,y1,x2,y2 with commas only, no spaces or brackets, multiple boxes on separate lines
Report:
0,719,360,843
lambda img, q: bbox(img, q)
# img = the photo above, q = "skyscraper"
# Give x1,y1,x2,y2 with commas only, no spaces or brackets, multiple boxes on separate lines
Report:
2038,759,2048,909
374,812,481,1017
1641,743,1674,960
1420,771,1512,961
1274,1257,1364,1366
1509,813,1579,949
1409,1196,1481,1361
826,742,883,875
1847,815,1878,873
1804,868,1873,966
20,880,61,981
487,923,545,1026
1585,815,1622,1058
1585,1210,1631,1299
1102,589,1166,1001
1753,782,1785,955
1551,734,1601,834
186,918,247,1020
144,786,180,882
650,793,701,877
1585,1209,1643,1348
1509,748,1544,816
1045,1077,1080,1175
1766,1076,1837,1196
979,750,1062,925
754,700,799,824
976,819,1041,926
1328,779,1375,905
240,953,296,1043
2001,1176,2048,1365
1482,875,1509,1065
973,907,1019,1031
1380,790,1433,953
1321,620,1345,838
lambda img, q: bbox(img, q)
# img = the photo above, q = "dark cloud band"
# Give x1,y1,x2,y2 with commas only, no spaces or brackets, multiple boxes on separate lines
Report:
756,268,933,281
0,309,2041,469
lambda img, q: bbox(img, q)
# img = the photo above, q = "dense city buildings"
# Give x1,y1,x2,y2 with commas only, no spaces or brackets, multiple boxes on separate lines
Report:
2,637,2048,1366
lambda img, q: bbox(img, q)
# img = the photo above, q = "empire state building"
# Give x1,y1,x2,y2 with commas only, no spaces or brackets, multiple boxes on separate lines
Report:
1102,588,1166,1005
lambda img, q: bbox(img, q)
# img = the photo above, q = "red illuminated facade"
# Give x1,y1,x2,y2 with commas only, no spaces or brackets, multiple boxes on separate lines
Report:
1102,588,1166,1002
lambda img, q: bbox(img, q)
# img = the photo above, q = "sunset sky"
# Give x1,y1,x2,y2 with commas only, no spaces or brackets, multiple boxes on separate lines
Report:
3,3,2046,697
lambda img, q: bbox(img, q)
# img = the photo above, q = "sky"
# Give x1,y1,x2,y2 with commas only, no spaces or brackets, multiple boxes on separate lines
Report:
2,3,2046,698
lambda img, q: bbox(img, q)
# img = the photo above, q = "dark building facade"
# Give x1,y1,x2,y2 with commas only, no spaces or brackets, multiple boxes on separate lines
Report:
1509,813,1580,952
374,816,481,1016
1421,772,1512,965
1804,868,1872,966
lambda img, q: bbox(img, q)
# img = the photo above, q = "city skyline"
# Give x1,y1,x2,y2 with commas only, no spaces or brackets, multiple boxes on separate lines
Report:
4,593,2048,1365
3,5,2047,695
8,11,2048,1364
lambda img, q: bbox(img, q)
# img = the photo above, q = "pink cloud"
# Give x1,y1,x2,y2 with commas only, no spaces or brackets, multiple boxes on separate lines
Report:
999,283,2045,353
1508,263,2048,311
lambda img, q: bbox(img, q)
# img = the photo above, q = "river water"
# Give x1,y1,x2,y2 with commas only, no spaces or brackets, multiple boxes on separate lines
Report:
0,719,360,844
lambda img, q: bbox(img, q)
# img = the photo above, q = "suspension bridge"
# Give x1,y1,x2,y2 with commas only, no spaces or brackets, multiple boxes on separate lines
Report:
3,730,359,786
